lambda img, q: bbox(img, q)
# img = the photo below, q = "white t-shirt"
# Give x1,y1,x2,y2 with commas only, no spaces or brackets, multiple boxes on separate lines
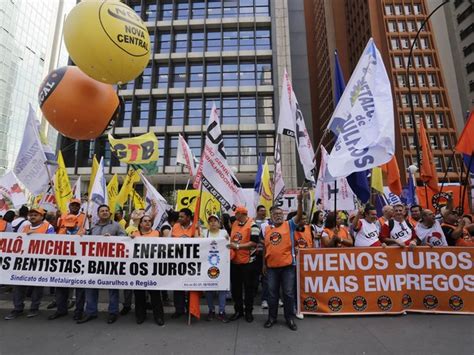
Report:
312,224,324,248
202,228,228,239
415,220,448,247
354,219,380,247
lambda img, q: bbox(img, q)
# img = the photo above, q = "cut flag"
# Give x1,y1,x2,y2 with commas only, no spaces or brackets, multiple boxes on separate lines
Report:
54,151,73,214
371,167,384,194
419,120,439,192
107,174,119,213
88,155,99,197
455,110,474,174
381,156,403,196
259,158,273,215
177,134,198,177
72,176,82,200
116,168,141,208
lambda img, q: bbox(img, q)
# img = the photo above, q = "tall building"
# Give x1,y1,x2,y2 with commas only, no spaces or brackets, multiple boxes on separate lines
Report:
0,0,71,176
305,0,464,184
62,0,313,193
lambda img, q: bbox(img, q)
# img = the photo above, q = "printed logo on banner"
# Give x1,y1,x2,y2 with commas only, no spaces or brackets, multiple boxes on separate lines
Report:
269,232,282,245
352,296,368,311
423,295,438,310
448,295,463,311
207,266,220,279
232,232,243,242
377,295,392,311
297,238,308,249
303,296,318,311
401,294,412,309
208,240,220,266
328,297,343,312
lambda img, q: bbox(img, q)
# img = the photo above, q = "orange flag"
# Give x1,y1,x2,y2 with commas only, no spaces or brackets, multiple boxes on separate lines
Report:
455,110,474,155
419,120,439,192
381,156,402,196
188,193,202,322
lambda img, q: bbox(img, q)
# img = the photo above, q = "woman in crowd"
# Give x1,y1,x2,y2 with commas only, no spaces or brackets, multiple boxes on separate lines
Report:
321,211,353,248
311,210,324,248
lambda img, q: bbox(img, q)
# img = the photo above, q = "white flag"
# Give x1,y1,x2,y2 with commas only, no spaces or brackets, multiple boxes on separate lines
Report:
273,137,285,202
327,38,395,177
177,134,198,177
0,172,27,212
88,157,108,222
194,104,243,211
277,69,315,182
13,105,56,195
140,172,170,230
72,176,82,200
315,146,355,211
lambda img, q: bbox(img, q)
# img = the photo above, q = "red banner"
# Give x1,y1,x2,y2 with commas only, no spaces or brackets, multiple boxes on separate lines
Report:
298,247,474,315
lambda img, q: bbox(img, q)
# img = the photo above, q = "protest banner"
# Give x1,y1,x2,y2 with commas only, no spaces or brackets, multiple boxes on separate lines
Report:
298,247,474,315
0,233,230,291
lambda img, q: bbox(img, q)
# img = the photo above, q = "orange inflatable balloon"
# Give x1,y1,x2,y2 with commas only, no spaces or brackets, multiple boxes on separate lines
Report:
38,66,120,140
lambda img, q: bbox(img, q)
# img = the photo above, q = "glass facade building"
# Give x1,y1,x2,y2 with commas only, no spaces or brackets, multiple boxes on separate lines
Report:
61,0,295,190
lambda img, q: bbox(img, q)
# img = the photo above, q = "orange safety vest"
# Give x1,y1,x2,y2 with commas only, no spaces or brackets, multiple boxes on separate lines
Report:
57,213,86,235
171,223,195,238
407,216,418,228
231,218,254,264
294,226,313,252
322,227,350,248
0,219,7,232
264,221,293,268
132,230,160,238
22,221,52,234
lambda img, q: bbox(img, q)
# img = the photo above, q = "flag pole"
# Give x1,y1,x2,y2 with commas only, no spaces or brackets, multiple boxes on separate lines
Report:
438,150,456,196
333,180,337,218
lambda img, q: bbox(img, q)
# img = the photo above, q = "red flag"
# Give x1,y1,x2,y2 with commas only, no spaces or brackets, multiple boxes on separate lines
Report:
381,156,402,196
189,291,201,320
419,121,439,192
455,110,474,155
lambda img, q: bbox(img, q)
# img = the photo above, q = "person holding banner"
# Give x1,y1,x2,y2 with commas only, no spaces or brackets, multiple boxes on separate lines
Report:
408,205,422,227
4,207,55,320
228,206,259,323
77,205,126,324
379,204,418,248
352,205,383,247
376,206,394,231
171,208,199,319
130,215,164,325
441,209,466,247
321,212,353,248
202,214,230,323
49,198,87,321
415,209,448,247
262,191,303,331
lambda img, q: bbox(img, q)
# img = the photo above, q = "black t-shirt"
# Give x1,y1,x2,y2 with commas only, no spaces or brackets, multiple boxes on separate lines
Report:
441,225,456,246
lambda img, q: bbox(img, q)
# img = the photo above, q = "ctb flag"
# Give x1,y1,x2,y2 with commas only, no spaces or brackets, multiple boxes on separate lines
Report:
109,132,159,164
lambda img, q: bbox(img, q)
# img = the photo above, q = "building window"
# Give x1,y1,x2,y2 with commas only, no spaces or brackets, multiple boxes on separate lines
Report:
384,5,393,15
188,98,203,125
394,4,403,15
207,30,222,51
401,94,409,108
390,38,399,50
156,137,164,167
222,97,239,124
457,4,473,24
428,73,437,87
145,2,157,21
432,94,441,107
223,30,238,50
137,64,152,89
258,134,274,157
187,135,203,160
171,98,185,126
434,156,443,172
223,0,238,17
425,114,435,128
157,32,171,53
240,96,256,124
176,0,190,19
411,94,420,107
460,24,474,40
441,135,451,149
255,0,270,16
239,0,254,16
466,62,474,74
420,37,429,49
418,74,426,87
239,29,255,50
206,63,221,87
189,63,204,87
414,55,423,68
168,136,179,166
155,64,169,89
257,96,273,123
149,32,155,53
394,56,403,68
404,4,412,15
397,74,406,87
255,28,271,49
223,62,238,86
132,4,142,18
407,21,417,32
223,134,239,165
240,135,257,165
408,74,416,87
207,0,222,18
172,63,187,88
155,99,167,126
424,55,433,67
470,80,474,92
436,113,446,128
136,99,150,127
257,61,272,85
413,4,422,15
159,1,173,20
240,61,256,86
190,31,205,52
429,135,439,149
398,21,407,32
401,37,410,49
388,21,396,32
174,32,188,52
421,93,430,107
464,43,474,57
119,100,133,127
191,0,206,19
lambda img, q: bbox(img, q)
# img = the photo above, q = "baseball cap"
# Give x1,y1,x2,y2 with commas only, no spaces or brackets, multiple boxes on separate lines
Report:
207,214,220,221
29,207,46,216
235,206,248,215
69,198,81,205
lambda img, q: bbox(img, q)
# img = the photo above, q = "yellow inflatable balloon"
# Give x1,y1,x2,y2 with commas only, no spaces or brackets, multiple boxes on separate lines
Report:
64,0,150,84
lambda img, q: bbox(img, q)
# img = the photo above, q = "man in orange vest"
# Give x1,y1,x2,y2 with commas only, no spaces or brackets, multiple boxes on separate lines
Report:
263,191,303,331
4,207,55,320
228,206,260,322
49,199,86,321
170,208,199,318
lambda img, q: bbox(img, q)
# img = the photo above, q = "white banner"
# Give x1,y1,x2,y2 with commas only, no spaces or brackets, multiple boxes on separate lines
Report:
277,69,315,182
0,172,27,212
0,233,230,291
273,137,285,202
177,134,198,177
13,105,55,195
194,104,243,211
140,172,170,230
315,146,355,211
327,38,395,177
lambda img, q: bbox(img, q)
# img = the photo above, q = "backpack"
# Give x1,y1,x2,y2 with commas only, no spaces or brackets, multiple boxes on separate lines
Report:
388,219,414,232
12,219,27,233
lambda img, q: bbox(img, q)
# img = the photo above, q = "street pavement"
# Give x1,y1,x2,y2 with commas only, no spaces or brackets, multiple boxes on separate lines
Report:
0,289,473,355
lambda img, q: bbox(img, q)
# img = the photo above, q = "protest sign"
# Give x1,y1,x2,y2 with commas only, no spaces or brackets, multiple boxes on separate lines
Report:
0,233,229,291
299,247,474,315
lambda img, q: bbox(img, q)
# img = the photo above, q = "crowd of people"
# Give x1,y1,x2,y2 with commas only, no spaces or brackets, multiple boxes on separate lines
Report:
1,191,473,331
